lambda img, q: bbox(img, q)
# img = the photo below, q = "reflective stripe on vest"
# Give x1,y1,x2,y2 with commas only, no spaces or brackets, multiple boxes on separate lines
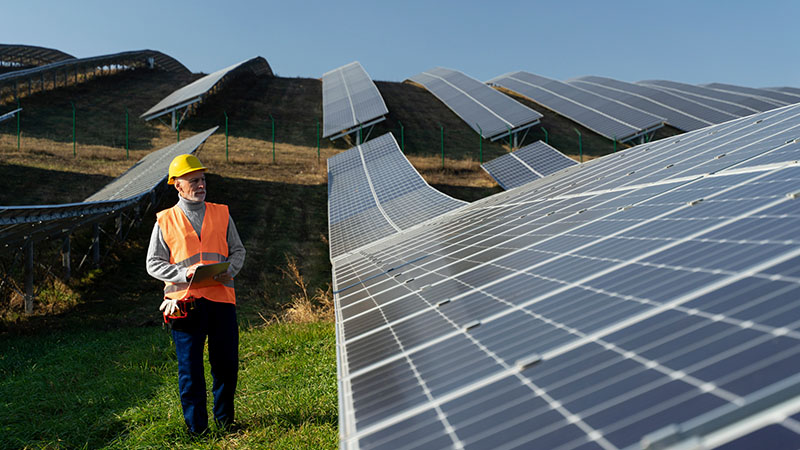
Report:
156,202,236,304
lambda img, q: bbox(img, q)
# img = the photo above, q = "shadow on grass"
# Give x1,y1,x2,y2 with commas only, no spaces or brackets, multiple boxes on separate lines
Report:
0,163,114,205
0,326,174,449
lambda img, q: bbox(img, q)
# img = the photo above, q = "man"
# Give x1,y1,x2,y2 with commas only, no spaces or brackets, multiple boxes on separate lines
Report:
146,154,246,435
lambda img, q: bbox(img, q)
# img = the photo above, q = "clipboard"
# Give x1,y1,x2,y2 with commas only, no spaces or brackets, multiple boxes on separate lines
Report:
187,262,230,289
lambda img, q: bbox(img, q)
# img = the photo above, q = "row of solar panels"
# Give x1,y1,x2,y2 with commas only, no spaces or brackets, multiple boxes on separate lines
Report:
322,62,800,151
1,128,217,248
328,101,800,449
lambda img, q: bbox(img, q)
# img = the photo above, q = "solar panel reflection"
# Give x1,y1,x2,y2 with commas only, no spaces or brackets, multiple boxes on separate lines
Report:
333,104,800,449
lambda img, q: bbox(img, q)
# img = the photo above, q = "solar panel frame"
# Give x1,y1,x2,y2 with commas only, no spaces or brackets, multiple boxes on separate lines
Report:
489,71,665,142
407,67,542,140
322,61,389,139
333,103,800,449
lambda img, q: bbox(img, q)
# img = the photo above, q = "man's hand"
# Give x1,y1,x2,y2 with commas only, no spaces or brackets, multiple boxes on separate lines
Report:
213,269,233,284
186,264,199,280
159,298,179,316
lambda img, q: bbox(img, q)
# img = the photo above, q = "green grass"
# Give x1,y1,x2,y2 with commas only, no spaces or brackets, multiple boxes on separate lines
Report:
0,322,336,449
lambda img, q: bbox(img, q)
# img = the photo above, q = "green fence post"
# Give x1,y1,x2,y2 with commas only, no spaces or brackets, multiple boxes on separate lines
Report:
269,114,275,163
399,121,404,152
317,120,320,163
224,111,229,162
574,128,583,163
440,124,444,169
125,108,129,160
541,126,548,144
71,101,76,157
476,123,483,164
16,98,20,150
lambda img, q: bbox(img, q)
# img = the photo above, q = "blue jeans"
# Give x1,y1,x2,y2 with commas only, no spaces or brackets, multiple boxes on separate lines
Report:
170,298,238,433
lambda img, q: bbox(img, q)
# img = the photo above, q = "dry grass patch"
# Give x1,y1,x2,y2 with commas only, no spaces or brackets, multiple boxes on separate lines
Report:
279,255,333,324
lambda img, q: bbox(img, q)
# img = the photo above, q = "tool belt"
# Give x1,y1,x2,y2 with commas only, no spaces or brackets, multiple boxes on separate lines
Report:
163,296,198,323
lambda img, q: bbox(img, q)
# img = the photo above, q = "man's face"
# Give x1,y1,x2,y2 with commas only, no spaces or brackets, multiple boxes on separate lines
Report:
175,170,207,202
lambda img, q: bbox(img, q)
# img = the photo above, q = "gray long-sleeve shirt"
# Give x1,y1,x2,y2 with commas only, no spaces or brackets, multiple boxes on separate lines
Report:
146,195,246,284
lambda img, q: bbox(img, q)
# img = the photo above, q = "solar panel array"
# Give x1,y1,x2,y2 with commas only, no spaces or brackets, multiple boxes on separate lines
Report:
489,71,664,142
702,82,800,106
140,56,272,121
0,44,75,66
481,141,578,190
322,61,389,139
407,67,542,140
332,104,800,449
638,80,775,118
568,76,715,132
1,128,217,248
0,49,189,84
328,133,466,260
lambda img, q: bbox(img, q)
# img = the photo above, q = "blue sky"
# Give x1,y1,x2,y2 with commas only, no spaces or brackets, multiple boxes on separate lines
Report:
4,0,798,87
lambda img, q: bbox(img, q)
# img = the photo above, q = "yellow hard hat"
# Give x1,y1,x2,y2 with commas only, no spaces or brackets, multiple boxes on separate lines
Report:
168,154,207,184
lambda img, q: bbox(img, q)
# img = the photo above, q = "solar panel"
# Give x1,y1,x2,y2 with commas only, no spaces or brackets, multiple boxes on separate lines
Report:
328,133,465,259
482,141,578,190
0,107,22,123
322,61,389,139
572,76,738,129
702,82,800,106
766,87,800,98
407,67,542,140
140,56,271,121
568,77,712,132
638,80,776,117
1,128,217,248
489,71,664,142
332,103,800,449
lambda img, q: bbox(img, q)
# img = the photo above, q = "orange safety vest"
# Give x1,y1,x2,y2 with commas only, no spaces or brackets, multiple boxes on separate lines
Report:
156,202,236,304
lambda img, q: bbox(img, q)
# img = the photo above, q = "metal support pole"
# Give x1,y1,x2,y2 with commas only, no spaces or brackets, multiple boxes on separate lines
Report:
541,126,548,144
171,110,176,130
16,98,20,150
92,224,100,267
224,111,229,161
24,240,34,314
116,214,124,241
613,135,617,153
125,108,129,160
177,115,180,142
316,120,320,163
62,235,71,281
507,126,513,152
440,125,444,169
71,101,76,157
574,128,583,163
476,123,483,164
399,121,404,152
270,114,275,163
